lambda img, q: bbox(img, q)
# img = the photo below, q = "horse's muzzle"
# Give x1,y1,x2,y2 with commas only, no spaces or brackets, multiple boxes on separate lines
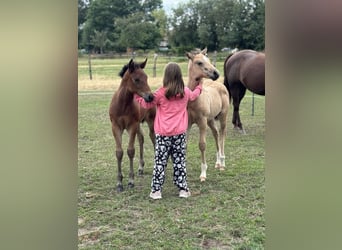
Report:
211,70,219,81
143,93,154,103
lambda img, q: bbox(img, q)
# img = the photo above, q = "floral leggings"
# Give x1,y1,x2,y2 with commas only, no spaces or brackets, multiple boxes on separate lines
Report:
151,133,189,193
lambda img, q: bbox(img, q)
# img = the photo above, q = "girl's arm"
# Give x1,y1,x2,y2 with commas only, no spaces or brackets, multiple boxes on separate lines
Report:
134,94,156,109
188,83,203,101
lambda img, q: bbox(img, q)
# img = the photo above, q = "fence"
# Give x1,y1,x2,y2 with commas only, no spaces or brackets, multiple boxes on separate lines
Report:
79,52,261,117
82,51,230,80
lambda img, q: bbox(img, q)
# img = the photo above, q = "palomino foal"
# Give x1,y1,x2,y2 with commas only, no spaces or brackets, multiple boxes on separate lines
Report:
186,48,230,181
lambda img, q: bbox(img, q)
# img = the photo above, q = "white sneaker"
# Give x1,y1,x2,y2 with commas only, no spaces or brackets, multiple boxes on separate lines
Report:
179,190,191,198
149,190,162,199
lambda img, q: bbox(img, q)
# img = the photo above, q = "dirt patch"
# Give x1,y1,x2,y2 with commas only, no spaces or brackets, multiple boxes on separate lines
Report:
78,225,116,248
201,237,231,249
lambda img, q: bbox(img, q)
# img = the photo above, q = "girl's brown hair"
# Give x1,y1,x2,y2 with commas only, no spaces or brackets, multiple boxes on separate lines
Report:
163,62,185,99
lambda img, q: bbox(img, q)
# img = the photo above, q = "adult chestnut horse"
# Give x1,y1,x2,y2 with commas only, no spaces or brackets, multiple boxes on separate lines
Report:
186,48,230,181
109,58,155,192
223,49,265,133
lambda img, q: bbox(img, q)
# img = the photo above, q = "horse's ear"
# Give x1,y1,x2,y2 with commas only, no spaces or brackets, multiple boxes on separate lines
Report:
140,58,147,69
128,58,135,73
186,52,194,60
201,48,208,55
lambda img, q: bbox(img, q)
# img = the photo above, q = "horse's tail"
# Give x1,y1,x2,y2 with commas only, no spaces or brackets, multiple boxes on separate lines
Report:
223,53,234,103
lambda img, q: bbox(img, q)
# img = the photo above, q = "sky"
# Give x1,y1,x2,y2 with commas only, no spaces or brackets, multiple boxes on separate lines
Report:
162,0,187,14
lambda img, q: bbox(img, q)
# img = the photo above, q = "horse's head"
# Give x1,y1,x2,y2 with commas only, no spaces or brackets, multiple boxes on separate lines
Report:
186,48,220,82
119,58,154,102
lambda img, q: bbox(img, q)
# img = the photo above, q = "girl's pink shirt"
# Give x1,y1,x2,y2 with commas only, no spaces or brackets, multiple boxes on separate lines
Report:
134,84,202,136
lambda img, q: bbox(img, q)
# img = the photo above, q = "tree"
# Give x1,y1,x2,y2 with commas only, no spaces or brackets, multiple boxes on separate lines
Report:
78,0,91,26
196,0,219,50
141,0,162,17
168,2,201,54
249,0,265,51
151,9,168,40
167,0,264,52
79,0,264,52
81,0,141,51
230,0,265,50
91,30,111,53
78,0,90,49
212,0,236,49
115,13,161,51
80,0,162,52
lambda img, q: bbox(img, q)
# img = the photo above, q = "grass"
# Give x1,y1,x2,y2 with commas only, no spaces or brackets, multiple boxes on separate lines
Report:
78,57,265,249
78,55,225,88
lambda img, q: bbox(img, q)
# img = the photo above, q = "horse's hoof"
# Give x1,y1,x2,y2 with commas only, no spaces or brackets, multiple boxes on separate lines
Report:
138,169,144,176
215,163,221,169
128,183,134,189
233,126,246,134
117,185,124,192
200,177,206,182
219,167,225,171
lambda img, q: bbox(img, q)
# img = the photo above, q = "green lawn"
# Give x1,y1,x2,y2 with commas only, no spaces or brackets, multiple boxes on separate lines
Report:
78,87,265,249
78,54,226,82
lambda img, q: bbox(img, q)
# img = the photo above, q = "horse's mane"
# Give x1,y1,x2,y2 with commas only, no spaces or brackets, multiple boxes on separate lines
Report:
118,60,140,78
119,64,129,78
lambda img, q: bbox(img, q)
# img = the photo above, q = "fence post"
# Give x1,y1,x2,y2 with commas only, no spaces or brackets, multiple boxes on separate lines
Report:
153,53,158,78
252,93,255,116
88,52,92,80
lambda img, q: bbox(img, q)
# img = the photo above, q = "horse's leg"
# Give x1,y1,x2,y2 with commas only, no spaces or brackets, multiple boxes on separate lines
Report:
217,110,228,170
146,119,155,147
237,86,247,134
185,124,192,154
197,119,208,182
136,126,145,176
207,119,221,169
127,127,137,189
146,109,156,146
229,86,239,129
232,84,246,134
112,124,124,192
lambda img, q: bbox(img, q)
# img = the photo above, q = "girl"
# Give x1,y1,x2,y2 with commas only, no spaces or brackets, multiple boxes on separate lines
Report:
135,62,202,199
